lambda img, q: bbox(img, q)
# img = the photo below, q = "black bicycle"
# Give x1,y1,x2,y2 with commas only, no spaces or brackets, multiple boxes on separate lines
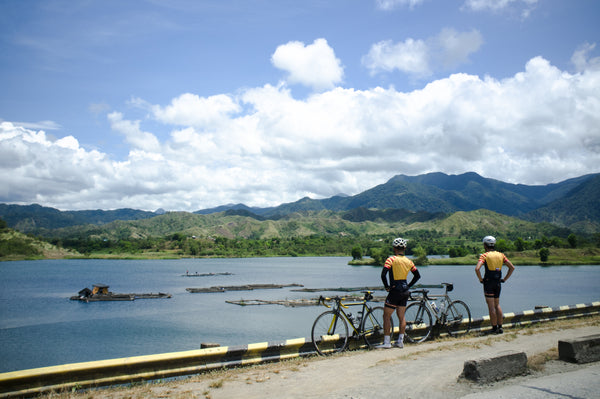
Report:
311,291,392,355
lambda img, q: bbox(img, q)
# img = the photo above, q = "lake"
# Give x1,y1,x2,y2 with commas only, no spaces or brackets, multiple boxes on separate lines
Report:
1,257,599,373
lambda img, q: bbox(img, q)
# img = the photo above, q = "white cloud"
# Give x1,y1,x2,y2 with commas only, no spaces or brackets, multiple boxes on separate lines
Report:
571,42,600,73
152,93,241,128
362,28,483,78
271,38,344,90
107,112,161,153
434,28,483,69
2,54,599,211
363,38,431,77
375,0,427,10
1,120,62,131
462,0,539,18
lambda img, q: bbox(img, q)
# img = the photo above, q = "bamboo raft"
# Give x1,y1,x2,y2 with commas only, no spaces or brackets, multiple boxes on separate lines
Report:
186,283,304,293
291,286,384,292
181,272,234,277
225,298,319,307
226,294,387,307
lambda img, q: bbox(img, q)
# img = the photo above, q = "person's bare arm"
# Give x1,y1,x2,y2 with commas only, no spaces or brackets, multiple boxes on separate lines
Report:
475,260,484,283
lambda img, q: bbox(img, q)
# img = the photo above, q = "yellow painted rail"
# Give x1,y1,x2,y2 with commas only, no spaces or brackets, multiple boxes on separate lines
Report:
1,301,598,398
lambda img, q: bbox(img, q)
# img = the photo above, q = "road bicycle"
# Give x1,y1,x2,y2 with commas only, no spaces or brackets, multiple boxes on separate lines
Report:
311,291,392,355
404,282,472,343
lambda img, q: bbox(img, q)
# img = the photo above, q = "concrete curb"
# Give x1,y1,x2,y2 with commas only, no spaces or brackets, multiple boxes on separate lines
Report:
461,350,528,383
1,301,598,398
559,333,600,364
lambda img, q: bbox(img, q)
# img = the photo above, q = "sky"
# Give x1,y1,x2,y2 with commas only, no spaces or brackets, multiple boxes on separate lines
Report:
1,0,599,212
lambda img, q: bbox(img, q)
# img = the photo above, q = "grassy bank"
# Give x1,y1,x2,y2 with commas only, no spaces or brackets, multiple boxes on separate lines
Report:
349,247,600,266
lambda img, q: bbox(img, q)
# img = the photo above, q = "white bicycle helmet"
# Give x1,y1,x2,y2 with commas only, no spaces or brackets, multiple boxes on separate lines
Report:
483,236,496,246
392,237,407,248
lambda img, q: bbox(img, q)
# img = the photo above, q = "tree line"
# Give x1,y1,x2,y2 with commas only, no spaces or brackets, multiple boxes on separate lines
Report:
2,216,599,261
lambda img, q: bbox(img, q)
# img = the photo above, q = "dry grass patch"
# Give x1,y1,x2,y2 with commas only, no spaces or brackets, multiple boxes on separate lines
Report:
527,347,559,372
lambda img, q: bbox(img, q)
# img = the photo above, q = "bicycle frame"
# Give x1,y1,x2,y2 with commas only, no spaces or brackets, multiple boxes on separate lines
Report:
404,282,472,343
319,294,373,336
312,291,390,355
416,285,453,324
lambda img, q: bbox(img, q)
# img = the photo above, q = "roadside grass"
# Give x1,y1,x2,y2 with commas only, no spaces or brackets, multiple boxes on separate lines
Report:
527,348,559,371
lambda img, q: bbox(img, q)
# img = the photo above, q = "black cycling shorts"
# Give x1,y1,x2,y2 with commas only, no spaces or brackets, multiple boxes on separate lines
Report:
483,279,501,298
385,289,410,308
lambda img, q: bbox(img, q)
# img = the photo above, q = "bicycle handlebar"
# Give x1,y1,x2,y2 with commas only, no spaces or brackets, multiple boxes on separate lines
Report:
318,295,349,309
409,289,429,300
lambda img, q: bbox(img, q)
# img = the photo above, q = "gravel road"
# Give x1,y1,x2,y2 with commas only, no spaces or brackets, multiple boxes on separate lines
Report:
52,318,599,399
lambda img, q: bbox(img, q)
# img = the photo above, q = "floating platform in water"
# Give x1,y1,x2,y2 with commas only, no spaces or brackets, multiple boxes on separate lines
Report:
186,283,303,293
226,298,318,307
291,286,383,292
226,294,387,307
70,284,171,302
181,272,234,277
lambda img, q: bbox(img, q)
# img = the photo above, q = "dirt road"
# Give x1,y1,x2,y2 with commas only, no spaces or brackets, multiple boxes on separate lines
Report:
56,317,599,399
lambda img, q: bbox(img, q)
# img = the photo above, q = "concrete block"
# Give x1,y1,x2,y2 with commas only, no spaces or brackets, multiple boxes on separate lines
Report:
461,350,528,383
559,334,600,364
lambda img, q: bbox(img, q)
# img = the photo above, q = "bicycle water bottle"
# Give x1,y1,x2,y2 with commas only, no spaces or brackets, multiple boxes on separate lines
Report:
431,301,438,313
347,313,355,325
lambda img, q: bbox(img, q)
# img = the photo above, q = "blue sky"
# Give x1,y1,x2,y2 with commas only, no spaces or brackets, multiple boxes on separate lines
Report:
1,0,599,211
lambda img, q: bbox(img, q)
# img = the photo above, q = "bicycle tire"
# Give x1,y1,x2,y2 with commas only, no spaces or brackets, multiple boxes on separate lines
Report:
311,310,349,355
404,302,432,343
361,306,391,348
446,300,472,337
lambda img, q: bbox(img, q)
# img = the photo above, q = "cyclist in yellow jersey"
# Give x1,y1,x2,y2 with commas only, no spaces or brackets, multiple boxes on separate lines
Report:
377,237,420,349
475,236,515,334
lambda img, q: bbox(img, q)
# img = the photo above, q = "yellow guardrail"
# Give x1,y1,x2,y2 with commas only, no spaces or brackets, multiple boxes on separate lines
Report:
1,301,598,398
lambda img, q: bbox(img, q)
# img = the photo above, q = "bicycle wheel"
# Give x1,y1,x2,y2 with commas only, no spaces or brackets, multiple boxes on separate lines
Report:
311,311,349,355
404,302,432,343
362,306,392,348
446,300,472,337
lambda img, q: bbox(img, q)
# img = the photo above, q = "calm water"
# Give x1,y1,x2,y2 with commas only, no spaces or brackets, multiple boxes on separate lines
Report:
1,257,599,372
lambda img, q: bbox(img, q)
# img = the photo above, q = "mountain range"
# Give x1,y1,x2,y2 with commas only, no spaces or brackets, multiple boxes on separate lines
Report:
1,172,599,235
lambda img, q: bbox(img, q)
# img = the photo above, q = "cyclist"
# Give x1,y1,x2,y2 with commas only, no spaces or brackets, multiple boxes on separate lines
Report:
475,235,515,334
377,237,421,348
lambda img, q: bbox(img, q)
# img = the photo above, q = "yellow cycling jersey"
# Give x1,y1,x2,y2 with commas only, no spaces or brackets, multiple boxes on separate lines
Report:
384,255,416,281
479,251,507,271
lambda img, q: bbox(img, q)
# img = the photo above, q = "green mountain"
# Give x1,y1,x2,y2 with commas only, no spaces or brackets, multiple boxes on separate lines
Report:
262,172,598,218
0,224,80,260
1,171,598,235
0,204,158,233
41,208,561,243
524,175,600,234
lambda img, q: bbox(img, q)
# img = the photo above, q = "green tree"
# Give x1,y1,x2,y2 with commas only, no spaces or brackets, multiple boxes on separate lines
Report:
351,245,363,260
412,245,428,266
514,237,526,251
539,247,550,262
567,234,578,249
448,246,470,258
495,239,511,252
370,247,388,266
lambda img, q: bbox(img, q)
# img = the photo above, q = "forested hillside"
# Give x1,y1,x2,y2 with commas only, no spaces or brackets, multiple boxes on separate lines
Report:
1,172,598,241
